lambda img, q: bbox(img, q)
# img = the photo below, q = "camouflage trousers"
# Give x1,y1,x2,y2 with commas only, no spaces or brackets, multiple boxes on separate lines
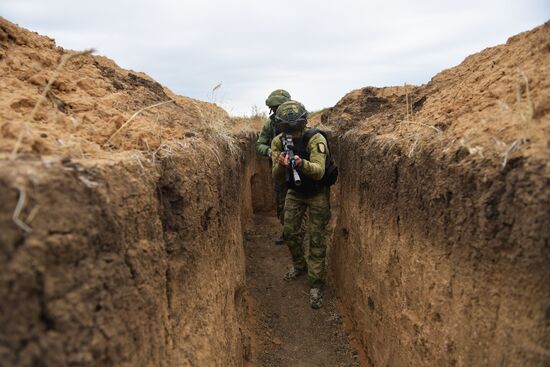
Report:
275,181,308,234
274,180,287,226
283,188,331,289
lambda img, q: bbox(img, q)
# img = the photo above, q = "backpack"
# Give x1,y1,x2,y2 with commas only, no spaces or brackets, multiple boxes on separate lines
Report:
302,128,338,187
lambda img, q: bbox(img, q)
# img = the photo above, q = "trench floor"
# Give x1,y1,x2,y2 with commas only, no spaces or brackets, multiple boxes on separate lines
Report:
244,213,359,367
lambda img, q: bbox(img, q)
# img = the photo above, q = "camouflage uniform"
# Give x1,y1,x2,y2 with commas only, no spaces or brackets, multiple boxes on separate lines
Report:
256,89,291,227
256,115,287,224
255,115,278,157
271,128,331,290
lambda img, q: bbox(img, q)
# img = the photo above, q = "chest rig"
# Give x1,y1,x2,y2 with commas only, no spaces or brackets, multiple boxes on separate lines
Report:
282,128,338,195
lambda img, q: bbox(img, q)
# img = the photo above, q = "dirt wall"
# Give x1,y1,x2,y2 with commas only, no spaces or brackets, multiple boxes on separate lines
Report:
249,155,276,215
328,134,549,366
324,22,550,367
0,17,278,366
2,15,549,367
0,136,266,366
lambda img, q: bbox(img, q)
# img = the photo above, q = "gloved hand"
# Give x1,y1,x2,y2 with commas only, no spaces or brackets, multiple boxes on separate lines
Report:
278,152,289,167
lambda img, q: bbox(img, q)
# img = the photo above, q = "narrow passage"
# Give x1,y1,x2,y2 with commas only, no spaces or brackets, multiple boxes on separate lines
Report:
244,213,359,367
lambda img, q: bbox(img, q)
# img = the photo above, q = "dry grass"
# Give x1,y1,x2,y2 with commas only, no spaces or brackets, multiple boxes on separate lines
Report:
189,100,242,159
501,139,522,168
515,68,534,123
401,121,441,133
459,136,485,158
10,48,95,160
103,99,176,146
403,66,537,166
407,137,419,158
378,137,398,154
397,84,444,158
57,134,92,159
404,83,414,122
492,68,535,169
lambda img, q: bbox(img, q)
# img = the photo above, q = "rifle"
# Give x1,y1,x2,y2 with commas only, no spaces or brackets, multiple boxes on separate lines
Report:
281,134,302,186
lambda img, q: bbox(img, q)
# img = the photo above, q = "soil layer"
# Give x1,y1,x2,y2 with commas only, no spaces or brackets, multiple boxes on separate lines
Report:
0,147,253,366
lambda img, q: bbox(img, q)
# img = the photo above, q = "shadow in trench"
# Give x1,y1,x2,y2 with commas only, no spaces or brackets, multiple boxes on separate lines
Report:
243,213,360,367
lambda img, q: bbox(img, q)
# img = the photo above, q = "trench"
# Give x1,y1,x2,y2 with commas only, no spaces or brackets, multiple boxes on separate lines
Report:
1,129,549,367
0,133,358,367
1,15,550,367
242,137,362,366
243,213,360,366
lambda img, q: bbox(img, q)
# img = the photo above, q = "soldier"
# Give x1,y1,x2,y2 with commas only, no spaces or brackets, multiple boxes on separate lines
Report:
256,89,291,245
270,100,335,309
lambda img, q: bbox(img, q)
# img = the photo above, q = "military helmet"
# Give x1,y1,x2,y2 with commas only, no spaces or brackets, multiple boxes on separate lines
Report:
275,100,308,132
265,89,291,108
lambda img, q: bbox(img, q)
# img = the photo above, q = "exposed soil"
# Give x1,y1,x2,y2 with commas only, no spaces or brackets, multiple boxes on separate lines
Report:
244,213,359,367
0,153,252,366
0,16,236,160
0,17,256,366
1,15,549,367
319,22,550,167
318,22,550,367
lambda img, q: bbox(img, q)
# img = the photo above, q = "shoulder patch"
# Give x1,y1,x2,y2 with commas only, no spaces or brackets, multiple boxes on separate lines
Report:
317,142,326,154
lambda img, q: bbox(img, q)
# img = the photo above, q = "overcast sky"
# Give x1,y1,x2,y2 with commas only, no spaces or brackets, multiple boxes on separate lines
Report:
1,1,548,115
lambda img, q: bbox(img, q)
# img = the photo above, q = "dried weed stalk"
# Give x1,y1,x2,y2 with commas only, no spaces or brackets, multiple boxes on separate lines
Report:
502,139,522,169
407,138,419,158
492,68,533,168
210,82,223,103
12,187,32,233
104,99,176,146
399,84,442,158
26,205,40,224
515,68,534,123
404,83,413,121
401,121,441,133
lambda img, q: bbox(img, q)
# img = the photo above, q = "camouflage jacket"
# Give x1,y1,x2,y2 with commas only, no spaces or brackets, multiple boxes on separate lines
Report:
255,115,278,157
271,130,328,185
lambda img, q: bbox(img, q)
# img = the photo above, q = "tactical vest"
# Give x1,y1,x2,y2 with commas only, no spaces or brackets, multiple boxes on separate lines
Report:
284,128,338,195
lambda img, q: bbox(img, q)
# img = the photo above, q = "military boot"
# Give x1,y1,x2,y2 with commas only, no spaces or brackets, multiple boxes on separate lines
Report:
309,288,323,309
283,266,307,281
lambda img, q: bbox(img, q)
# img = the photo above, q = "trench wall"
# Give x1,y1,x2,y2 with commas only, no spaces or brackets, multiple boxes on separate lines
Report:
241,138,276,220
328,132,550,367
0,133,267,367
